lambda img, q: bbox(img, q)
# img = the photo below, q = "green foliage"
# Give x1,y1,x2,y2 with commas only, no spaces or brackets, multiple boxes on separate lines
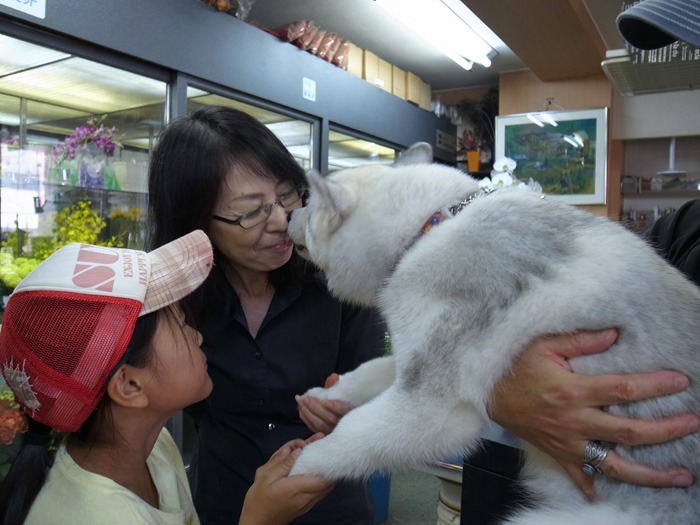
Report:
455,86,499,149
0,200,121,294
0,254,41,291
0,223,27,258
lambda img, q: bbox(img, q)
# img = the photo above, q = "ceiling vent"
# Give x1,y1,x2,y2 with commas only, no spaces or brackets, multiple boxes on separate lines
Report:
602,46,700,96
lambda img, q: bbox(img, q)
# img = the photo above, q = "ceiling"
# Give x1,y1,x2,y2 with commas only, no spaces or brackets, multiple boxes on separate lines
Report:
245,0,630,92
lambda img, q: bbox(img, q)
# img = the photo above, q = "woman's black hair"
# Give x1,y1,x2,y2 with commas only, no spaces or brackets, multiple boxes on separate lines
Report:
146,105,322,323
0,311,159,525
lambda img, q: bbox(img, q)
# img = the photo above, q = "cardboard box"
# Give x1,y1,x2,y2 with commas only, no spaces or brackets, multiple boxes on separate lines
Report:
363,50,379,84
419,79,432,111
392,65,406,99
363,50,391,92
377,58,392,92
405,71,422,106
347,43,364,78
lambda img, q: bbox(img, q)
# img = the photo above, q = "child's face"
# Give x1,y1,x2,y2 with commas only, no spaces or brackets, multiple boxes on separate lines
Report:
144,305,213,411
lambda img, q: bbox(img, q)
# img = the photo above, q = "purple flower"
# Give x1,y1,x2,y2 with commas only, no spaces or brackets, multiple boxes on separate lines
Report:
52,115,123,164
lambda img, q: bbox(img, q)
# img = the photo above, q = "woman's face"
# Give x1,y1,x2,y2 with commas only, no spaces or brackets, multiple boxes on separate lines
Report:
209,167,302,276
144,305,212,411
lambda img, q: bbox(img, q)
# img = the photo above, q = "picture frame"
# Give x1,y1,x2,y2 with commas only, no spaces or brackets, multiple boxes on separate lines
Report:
495,107,608,205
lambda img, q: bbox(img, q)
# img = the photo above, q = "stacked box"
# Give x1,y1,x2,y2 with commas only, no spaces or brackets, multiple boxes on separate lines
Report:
363,50,392,92
346,43,364,78
406,71,422,106
392,65,406,99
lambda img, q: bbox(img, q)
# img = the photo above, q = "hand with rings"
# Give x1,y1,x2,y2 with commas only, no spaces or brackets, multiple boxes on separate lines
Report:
488,329,699,499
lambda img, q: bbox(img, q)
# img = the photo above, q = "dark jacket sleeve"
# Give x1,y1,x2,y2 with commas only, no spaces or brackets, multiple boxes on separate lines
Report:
644,199,700,287
336,303,387,373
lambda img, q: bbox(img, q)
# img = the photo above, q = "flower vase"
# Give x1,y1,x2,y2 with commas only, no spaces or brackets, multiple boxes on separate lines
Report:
50,158,79,186
466,150,481,173
79,149,108,189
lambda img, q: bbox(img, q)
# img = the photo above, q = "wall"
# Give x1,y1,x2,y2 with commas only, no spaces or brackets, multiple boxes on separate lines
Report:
612,90,700,140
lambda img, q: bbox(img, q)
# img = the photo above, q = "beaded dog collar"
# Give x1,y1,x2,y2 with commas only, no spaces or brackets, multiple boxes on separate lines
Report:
414,187,494,242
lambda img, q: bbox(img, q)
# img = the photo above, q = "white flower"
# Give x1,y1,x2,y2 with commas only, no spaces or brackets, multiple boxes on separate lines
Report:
492,157,517,174
491,172,514,187
476,156,542,197
478,178,495,190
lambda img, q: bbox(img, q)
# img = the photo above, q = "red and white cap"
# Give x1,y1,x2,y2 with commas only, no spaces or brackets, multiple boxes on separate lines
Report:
0,230,213,432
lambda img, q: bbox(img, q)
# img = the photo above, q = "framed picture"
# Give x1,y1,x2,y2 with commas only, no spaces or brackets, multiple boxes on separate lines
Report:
495,107,608,204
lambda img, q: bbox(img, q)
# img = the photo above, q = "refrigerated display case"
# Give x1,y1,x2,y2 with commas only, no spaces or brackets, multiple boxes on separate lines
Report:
0,33,168,303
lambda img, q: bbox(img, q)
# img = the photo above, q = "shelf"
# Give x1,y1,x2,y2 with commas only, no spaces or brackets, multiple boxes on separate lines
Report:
622,190,700,198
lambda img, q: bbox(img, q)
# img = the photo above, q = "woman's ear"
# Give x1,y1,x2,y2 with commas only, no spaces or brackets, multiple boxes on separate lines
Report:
106,365,149,409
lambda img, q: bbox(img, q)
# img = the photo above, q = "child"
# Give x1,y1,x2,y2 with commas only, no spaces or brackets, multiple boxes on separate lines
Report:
0,230,332,524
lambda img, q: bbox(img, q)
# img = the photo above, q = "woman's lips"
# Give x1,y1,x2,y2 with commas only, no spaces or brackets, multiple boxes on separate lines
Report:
266,236,293,251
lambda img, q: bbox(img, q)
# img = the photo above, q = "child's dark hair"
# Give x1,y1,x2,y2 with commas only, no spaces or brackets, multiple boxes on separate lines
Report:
0,311,159,525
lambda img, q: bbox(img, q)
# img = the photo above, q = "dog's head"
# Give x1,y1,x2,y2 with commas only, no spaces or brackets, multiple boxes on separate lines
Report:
288,142,472,305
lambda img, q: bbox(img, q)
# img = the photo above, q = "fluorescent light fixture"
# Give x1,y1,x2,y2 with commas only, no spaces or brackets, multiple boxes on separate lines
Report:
377,0,494,71
527,114,544,127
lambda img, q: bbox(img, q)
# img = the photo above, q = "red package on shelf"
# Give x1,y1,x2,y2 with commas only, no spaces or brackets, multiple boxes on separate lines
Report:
317,32,337,60
293,24,318,50
307,29,327,55
272,19,312,42
332,39,351,69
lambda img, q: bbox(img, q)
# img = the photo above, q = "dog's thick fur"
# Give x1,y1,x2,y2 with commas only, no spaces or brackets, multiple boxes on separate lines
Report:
287,143,699,525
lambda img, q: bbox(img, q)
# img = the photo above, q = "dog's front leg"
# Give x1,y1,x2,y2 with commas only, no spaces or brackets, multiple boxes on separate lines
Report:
302,354,395,407
290,383,486,480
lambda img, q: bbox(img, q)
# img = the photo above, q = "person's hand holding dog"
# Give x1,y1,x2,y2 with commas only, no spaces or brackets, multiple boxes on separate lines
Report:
239,435,335,525
489,329,699,499
297,373,351,434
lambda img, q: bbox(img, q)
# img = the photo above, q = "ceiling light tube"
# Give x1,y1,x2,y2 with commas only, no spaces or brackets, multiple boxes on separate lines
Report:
527,114,545,127
377,0,493,70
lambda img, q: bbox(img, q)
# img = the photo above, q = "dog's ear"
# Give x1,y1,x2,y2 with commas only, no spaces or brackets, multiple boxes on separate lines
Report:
393,142,433,167
306,170,352,233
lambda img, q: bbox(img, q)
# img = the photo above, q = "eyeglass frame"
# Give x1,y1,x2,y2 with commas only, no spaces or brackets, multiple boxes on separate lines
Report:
212,185,307,229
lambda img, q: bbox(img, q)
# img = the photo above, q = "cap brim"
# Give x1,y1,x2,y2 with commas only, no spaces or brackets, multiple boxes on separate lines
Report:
617,0,700,50
140,230,213,315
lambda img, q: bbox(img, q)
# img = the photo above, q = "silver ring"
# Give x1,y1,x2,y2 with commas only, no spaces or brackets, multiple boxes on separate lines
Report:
582,440,610,476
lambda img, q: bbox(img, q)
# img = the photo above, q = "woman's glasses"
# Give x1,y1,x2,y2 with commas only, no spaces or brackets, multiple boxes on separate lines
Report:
213,186,306,229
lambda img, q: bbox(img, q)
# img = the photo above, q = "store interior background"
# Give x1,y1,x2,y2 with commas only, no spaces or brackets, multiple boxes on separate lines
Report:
1,1,699,524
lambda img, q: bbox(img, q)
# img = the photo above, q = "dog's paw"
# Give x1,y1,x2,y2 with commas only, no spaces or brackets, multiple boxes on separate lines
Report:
304,386,331,400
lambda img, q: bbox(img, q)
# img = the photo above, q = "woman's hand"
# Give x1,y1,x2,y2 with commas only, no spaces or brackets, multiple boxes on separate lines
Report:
297,373,352,434
488,329,700,499
239,435,335,525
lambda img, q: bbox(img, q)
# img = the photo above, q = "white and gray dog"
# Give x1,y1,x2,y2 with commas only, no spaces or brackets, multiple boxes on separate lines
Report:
287,142,699,525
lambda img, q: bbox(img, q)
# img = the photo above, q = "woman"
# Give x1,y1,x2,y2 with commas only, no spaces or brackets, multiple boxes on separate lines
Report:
0,231,332,525
148,106,386,524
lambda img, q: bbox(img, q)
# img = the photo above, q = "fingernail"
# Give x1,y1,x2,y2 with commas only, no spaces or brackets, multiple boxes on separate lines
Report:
295,394,301,402
674,376,689,389
688,419,700,433
291,448,302,459
672,473,693,486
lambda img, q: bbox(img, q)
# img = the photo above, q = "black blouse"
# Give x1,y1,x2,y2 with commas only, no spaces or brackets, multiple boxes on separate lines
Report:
188,277,387,525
